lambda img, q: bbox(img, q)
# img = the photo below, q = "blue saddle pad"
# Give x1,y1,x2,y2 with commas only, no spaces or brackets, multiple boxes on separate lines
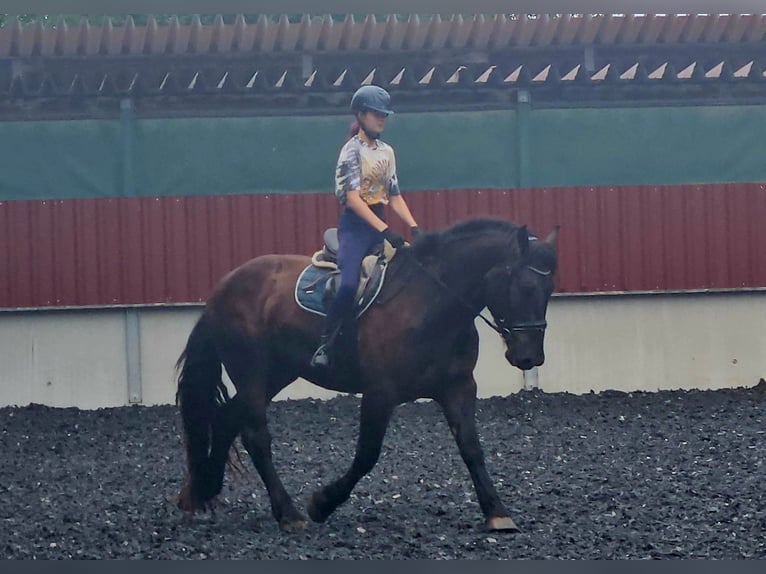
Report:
294,263,387,318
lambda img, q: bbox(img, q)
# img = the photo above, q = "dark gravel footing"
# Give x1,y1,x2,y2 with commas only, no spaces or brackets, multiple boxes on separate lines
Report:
1,384,765,559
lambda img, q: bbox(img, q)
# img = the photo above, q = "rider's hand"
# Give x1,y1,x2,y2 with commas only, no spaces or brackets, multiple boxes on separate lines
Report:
382,227,406,249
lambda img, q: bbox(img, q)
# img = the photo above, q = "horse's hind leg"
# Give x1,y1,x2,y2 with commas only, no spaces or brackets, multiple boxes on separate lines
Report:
437,377,519,532
308,392,394,523
238,388,307,531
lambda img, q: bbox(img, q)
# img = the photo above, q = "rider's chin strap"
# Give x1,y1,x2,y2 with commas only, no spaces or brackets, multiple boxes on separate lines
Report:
360,126,381,140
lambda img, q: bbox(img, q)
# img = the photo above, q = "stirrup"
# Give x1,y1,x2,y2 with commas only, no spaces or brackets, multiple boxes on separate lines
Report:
310,344,330,368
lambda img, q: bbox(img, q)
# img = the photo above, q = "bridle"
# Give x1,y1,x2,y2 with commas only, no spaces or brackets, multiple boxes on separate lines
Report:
402,251,549,337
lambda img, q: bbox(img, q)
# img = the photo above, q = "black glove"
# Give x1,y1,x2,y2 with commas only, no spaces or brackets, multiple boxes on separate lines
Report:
410,226,423,239
382,227,406,249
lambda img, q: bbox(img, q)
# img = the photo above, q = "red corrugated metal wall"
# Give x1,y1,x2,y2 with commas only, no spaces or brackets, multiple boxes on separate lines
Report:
1,183,765,309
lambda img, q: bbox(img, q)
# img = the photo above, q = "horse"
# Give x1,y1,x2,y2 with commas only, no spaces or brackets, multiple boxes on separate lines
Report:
175,217,559,532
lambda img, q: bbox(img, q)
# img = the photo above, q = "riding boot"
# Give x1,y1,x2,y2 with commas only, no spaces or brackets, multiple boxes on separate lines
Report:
310,285,355,369
310,317,342,368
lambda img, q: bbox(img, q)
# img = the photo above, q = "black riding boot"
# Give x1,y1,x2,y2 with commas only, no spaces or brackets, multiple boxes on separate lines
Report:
310,318,342,368
310,286,355,369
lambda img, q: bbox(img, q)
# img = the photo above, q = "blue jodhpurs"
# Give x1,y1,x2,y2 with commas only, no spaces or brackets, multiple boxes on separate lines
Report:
323,204,385,330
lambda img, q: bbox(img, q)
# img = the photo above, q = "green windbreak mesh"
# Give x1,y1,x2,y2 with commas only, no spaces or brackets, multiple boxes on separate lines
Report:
0,119,121,200
133,110,518,196
525,105,766,188
1,105,763,201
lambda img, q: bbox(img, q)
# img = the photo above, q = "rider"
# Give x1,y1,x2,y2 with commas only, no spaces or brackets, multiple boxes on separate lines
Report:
310,85,421,368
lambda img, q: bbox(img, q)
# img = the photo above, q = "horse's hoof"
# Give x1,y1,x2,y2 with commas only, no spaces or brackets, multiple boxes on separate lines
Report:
280,516,308,532
307,492,329,523
485,516,519,532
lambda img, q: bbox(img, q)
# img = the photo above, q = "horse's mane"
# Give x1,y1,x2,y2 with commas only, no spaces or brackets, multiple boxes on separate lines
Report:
410,217,521,259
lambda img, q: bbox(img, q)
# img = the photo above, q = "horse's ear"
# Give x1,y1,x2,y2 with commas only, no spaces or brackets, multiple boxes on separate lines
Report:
544,225,560,250
517,225,530,256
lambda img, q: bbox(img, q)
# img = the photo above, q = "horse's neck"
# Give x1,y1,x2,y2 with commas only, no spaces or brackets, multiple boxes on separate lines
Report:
419,233,510,319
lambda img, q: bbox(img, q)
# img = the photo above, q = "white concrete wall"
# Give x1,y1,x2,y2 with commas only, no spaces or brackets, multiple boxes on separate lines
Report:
0,292,763,409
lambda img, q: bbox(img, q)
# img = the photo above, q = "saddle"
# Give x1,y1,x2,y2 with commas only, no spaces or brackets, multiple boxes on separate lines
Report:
294,228,393,318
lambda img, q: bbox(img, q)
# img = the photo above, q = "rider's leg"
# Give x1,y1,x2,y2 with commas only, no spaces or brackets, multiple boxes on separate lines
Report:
310,206,383,368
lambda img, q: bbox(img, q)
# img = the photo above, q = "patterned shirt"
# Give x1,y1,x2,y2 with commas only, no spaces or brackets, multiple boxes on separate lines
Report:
334,135,401,206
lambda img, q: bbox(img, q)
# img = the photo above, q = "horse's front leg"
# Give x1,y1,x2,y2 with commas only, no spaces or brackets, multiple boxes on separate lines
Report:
437,377,519,532
307,392,394,523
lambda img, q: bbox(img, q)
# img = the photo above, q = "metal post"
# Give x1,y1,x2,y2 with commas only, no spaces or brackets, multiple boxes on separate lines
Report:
125,310,142,404
120,98,142,404
516,89,540,391
120,98,136,197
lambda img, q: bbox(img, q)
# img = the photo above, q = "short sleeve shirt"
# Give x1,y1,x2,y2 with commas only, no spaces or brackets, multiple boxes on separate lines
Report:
334,135,401,206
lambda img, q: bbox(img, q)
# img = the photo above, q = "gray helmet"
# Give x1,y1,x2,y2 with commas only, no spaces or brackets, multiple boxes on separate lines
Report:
350,85,394,115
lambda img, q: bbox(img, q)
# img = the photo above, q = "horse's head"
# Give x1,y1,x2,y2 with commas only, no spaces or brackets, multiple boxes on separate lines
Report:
485,225,559,371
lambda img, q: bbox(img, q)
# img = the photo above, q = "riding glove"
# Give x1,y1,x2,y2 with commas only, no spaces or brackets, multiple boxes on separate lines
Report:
382,227,406,249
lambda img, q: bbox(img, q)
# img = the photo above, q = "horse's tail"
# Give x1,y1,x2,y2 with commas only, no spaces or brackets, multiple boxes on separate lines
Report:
175,313,231,511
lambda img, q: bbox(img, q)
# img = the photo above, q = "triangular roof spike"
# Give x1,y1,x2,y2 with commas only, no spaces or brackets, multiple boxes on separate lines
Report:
158,72,180,93
69,74,88,96
98,73,117,95
474,65,497,83
676,62,696,79
304,70,317,87
188,71,210,92
248,69,273,91
333,69,348,87
561,64,581,81
418,66,435,85
704,61,724,79
389,68,405,85
446,65,466,83
361,68,376,85
648,62,668,79
187,71,200,90
619,63,639,80
245,71,259,89
127,73,142,95
531,64,551,82
504,65,523,83
733,61,753,78
590,64,610,81
275,70,287,88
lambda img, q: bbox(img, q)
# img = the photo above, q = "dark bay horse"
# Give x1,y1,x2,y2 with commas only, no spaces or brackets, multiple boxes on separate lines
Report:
175,217,559,531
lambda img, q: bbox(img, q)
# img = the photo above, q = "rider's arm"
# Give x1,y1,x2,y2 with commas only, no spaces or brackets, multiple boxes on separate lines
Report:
389,194,418,229
345,190,389,232
386,154,418,230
